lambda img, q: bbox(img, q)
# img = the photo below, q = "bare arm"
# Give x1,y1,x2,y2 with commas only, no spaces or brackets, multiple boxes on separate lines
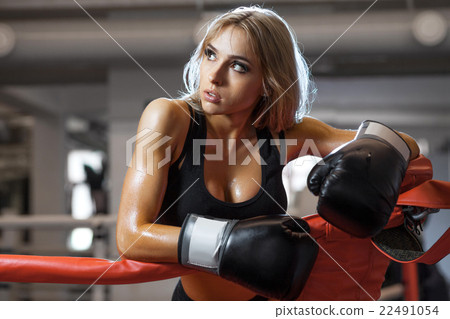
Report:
116,98,190,263
285,117,420,162
397,131,420,160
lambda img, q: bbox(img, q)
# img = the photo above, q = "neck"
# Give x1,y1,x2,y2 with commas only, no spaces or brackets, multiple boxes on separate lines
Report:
205,111,256,140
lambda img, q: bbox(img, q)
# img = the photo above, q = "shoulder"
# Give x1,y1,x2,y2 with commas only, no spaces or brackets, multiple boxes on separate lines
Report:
284,116,355,160
284,116,331,140
139,98,191,128
137,98,194,152
138,98,193,133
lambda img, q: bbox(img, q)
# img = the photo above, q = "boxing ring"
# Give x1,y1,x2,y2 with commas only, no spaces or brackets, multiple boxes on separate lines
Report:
0,155,449,301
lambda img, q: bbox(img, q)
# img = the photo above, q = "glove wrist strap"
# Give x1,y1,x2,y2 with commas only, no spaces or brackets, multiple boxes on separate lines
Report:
178,214,237,274
356,120,411,162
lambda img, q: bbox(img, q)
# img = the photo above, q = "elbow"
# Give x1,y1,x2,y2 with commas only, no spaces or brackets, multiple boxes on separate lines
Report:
396,132,420,160
115,223,156,261
115,224,136,260
403,134,420,160
409,139,420,160
116,238,126,259
115,234,128,259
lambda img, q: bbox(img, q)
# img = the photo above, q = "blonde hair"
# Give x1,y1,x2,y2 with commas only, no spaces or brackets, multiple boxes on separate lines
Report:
181,6,316,132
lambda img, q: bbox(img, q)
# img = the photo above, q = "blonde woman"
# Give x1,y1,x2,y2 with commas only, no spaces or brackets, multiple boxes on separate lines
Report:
116,6,419,301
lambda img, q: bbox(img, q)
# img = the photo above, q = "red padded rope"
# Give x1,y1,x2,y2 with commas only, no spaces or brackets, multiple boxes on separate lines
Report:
0,255,193,284
0,155,448,290
397,180,450,209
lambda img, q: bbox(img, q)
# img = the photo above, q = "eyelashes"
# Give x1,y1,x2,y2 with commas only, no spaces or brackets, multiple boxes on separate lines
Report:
204,48,216,62
203,48,249,73
233,62,248,73
204,48,215,59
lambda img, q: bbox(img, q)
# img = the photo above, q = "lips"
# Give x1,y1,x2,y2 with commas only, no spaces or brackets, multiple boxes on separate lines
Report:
203,89,222,103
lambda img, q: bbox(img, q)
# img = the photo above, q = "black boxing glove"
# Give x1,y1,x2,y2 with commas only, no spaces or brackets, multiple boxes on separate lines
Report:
307,120,411,238
178,214,318,300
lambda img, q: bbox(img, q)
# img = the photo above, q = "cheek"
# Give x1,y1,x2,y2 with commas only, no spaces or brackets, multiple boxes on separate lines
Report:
199,59,212,83
232,76,263,99
199,62,206,83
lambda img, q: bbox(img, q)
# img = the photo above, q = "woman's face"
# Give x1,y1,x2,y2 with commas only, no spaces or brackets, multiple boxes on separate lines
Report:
199,25,264,117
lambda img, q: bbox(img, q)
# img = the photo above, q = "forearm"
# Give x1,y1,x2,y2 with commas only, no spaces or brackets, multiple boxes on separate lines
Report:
117,223,180,263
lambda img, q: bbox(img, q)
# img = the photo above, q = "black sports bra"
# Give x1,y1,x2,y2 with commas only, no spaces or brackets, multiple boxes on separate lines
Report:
157,103,288,226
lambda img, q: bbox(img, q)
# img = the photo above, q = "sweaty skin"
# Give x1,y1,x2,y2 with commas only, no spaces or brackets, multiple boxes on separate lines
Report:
116,26,419,301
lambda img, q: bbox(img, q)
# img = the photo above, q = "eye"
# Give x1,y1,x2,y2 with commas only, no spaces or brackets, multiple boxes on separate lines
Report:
232,62,248,73
204,48,216,61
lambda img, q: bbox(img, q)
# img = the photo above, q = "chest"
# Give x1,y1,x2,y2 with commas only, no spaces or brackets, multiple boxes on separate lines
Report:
203,138,263,203
160,128,288,226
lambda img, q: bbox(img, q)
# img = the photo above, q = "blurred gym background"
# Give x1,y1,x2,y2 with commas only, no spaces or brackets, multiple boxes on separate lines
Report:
0,0,449,301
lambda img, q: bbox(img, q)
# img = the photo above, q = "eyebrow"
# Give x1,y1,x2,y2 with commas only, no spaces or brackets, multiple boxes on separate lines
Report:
206,44,253,66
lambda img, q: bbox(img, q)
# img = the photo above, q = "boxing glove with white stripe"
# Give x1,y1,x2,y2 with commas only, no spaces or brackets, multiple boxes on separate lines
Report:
178,214,318,300
307,120,411,238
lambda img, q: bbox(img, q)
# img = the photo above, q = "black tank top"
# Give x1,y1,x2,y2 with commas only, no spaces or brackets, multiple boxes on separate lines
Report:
157,104,288,226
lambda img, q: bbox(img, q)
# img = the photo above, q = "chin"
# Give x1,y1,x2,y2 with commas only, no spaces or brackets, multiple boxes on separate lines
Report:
201,101,223,115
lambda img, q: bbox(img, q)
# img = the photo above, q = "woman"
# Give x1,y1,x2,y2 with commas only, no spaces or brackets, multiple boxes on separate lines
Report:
116,6,419,301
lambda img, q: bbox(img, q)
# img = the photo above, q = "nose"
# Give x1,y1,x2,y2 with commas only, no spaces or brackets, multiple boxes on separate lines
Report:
208,64,223,86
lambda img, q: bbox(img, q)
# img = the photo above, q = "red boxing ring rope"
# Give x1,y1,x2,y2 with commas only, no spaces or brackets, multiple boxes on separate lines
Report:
0,255,193,285
0,155,448,299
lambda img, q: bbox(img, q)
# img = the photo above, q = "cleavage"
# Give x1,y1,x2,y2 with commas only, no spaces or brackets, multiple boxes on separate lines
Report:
203,138,263,203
